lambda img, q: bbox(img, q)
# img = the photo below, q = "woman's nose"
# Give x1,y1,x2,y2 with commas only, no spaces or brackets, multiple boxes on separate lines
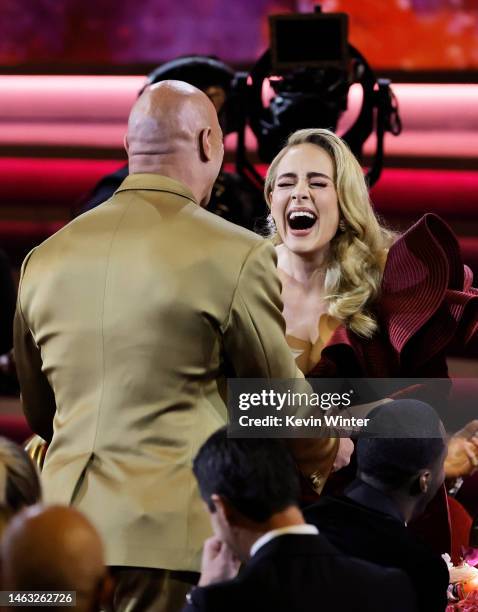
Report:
292,184,309,200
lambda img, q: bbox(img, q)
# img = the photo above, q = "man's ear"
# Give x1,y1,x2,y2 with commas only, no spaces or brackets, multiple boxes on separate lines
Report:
211,494,236,525
413,470,431,495
123,134,129,155
199,127,212,162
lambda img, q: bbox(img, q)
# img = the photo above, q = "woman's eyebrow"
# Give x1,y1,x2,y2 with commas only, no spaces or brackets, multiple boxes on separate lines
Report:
307,172,332,180
276,172,332,180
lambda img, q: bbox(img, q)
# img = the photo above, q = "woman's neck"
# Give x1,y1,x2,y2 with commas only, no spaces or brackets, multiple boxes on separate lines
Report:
277,245,329,289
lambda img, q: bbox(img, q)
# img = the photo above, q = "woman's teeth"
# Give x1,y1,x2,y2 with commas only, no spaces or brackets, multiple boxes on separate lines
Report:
287,210,317,230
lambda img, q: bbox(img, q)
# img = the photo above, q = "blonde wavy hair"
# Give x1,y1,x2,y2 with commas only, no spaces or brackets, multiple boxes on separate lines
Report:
0,437,41,536
264,128,395,338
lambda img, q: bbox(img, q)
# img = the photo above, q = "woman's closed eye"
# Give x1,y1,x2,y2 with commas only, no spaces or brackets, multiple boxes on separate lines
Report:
276,181,328,188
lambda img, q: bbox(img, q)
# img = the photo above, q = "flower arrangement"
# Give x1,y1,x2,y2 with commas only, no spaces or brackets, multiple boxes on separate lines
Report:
445,551,478,611
446,591,478,611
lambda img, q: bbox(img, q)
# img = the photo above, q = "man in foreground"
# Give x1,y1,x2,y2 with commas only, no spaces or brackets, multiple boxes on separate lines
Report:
305,399,450,612
14,81,337,610
184,427,418,612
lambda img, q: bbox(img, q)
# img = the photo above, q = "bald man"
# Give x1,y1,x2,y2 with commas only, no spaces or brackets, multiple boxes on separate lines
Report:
14,81,337,610
1,505,112,611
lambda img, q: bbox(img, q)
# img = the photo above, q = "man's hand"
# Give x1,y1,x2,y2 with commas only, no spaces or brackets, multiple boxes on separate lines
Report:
333,437,354,472
197,536,240,587
445,420,478,479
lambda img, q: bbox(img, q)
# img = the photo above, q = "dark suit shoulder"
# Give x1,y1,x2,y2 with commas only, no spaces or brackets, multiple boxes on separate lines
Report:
186,535,417,612
305,494,447,573
304,495,408,550
305,497,448,612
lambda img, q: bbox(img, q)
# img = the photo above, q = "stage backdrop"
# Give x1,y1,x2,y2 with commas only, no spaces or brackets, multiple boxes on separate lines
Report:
0,0,477,70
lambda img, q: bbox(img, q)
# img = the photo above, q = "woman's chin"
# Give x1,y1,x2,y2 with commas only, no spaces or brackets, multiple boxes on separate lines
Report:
285,242,322,258
283,233,328,257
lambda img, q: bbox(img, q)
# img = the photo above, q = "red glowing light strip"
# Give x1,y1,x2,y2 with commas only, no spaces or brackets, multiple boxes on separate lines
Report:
0,76,477,157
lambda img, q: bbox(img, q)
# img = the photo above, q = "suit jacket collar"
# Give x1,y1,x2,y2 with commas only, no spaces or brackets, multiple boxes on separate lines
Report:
250,524,318,557
344,479,405,523
114,173,197,204
248,532,335,568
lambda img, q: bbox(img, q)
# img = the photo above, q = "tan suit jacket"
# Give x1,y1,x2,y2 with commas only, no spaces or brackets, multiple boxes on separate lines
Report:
14,174,337,571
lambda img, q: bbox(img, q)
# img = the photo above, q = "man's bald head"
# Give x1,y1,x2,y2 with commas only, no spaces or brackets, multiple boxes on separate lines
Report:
1,505,111,611
125,80,224,206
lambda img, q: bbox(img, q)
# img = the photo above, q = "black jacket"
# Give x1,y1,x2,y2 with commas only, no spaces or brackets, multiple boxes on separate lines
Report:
183,533,418,612
304,480,449,612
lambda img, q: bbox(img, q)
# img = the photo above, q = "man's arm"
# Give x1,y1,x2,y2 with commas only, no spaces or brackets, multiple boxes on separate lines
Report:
13,254,56,443
222,240,338,493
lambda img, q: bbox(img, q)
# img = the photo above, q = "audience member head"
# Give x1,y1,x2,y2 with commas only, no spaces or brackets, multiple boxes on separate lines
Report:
1,505,112,611
144,56,235,128
0,437,41,536
193,427,302,561
356,399,447,521
125,80,224,207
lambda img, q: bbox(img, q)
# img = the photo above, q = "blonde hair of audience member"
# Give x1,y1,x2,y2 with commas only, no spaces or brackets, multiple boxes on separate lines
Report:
264,128,395,338
1,505,113,612
0,436,41,536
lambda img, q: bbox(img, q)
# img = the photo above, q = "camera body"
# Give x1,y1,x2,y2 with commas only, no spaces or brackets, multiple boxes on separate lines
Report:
270,11,349,73
250,11,351,162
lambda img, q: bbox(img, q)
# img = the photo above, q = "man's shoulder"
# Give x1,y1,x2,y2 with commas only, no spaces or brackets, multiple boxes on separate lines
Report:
341,555,417,610
182,207,276,277
191,205,263,248
254,533,410,586
304,536,417,610
97,180,265,255
20,211,97,265
304,495,414,562
305,494,405,530
189,534,417,611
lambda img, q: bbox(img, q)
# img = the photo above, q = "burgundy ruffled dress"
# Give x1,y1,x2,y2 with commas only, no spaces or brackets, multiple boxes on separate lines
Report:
311,213,478,379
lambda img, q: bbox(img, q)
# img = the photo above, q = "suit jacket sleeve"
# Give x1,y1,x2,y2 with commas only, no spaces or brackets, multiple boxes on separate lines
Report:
222,240,338,491
13,250,56,443
181,582,240,612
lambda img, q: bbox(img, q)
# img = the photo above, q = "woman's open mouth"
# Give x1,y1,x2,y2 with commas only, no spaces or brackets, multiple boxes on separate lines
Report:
287,208,318,235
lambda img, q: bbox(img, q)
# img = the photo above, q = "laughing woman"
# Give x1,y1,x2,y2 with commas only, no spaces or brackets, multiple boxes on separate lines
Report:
264,128,478,555
265,128,394,377
265,128,477,389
